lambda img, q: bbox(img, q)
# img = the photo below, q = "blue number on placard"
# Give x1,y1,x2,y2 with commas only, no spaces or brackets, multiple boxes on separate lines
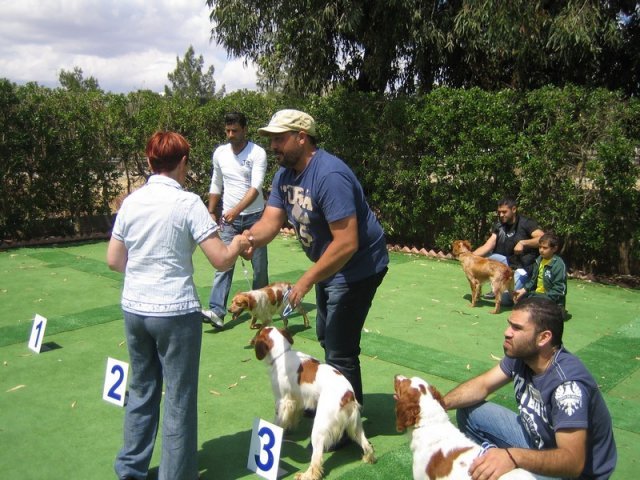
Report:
254,425,275,471
107,364,125,401
33,320,43,347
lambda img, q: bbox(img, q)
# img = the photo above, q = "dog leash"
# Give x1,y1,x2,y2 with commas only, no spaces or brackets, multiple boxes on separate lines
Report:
282,287,294,317
239,258,252,289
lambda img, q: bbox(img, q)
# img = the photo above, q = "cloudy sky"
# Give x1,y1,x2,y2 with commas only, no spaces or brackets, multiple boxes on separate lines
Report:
0,0,258,94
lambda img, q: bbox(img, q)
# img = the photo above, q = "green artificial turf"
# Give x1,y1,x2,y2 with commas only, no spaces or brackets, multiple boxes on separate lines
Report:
1,236,638,479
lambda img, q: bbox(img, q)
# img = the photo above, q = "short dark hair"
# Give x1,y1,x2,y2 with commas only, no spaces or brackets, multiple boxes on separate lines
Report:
146,131,190,173
224,112,247,127
540,232,560,249
497,196,517,209
513,296,564,347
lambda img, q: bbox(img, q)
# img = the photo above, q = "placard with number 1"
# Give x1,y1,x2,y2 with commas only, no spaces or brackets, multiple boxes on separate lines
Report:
28,314,48,353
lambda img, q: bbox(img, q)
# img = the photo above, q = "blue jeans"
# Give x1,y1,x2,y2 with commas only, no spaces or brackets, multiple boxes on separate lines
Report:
315,267,387,406
489,254,528,306
114,311,202,480
457,402,560,480
208,211,268,318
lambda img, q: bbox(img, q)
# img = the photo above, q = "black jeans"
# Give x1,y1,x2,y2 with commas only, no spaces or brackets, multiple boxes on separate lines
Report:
315,267,387,405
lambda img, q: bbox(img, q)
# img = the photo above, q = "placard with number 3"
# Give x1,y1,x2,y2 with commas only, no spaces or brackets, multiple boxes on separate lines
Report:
247,417,285,480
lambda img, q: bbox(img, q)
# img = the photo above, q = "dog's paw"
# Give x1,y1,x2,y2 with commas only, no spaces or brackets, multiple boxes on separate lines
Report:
294,467,322,480
362,451,377,464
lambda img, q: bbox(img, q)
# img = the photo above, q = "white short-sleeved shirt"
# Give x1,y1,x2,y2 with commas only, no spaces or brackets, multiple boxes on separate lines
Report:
112,175,218,316
209,141,267,215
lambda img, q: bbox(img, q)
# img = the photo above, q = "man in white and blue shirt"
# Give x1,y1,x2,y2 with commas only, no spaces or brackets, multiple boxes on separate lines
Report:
443,296,616,479
203,112,269,328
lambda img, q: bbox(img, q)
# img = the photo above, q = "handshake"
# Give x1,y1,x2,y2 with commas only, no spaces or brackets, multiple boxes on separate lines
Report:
230,230,257,260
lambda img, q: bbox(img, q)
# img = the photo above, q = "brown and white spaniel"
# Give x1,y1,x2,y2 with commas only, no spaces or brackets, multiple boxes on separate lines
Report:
228,281,310,329
254,327,376,480
394,375,535,480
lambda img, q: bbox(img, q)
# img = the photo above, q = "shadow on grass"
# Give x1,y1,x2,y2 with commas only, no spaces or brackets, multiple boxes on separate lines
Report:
191,392,397,479
361,393,398,440
460,293,515,314
196,428,256,479
194,418,377,480
40,341,63,352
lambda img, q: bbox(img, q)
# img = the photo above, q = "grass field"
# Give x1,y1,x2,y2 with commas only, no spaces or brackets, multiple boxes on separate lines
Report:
1,234,638,479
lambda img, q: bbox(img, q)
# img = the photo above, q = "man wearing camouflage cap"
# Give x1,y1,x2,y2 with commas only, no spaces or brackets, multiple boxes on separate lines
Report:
245,110,388,433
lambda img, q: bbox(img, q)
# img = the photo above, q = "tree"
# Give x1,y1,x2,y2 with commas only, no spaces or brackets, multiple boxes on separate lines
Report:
207,0,453,94
448,0,637,92
59,67,101,92
207,0,640,95
164,45,222,100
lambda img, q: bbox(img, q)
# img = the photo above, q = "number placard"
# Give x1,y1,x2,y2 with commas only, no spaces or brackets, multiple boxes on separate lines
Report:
28,314,48,353
247,418,284,480
103,357,129,407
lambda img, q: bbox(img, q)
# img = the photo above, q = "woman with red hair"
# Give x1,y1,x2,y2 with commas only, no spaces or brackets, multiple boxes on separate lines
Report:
107,131,249,480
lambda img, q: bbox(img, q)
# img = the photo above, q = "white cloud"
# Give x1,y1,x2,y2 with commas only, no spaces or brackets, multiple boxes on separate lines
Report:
0,0,257,93
218,58,258,92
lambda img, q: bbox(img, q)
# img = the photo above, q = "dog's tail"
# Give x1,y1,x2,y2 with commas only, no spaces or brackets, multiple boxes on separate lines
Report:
503,267,515,298
342,394,365,439
505,267,514,289
344,398,376,463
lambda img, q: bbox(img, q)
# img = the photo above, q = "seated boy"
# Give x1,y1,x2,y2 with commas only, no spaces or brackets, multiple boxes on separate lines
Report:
513,232,567,314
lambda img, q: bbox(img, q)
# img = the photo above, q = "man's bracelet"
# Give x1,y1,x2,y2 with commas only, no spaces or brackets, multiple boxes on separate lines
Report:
505,448,518,469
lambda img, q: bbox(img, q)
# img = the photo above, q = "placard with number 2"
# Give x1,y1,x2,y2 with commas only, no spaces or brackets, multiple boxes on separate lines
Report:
103,357,129,407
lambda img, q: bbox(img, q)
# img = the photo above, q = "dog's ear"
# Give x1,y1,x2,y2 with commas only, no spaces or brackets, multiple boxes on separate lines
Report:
395,398,421,432
247,294,257,310
255,340,267,360
254,329,272,360
394,378,422,431
393,375,404,394
428,385,446,409
280,328,294,345
233,294,248,310
236,293,254,310
463,240,472,251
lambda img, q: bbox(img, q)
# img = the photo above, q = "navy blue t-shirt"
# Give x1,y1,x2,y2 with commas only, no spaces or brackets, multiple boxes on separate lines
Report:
501,347,617,479
267,149,388,285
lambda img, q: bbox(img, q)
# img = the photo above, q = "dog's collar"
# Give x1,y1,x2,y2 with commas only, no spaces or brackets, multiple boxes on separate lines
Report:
269,347,291,365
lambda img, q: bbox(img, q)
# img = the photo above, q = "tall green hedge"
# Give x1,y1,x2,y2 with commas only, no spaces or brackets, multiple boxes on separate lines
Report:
1,80,638,275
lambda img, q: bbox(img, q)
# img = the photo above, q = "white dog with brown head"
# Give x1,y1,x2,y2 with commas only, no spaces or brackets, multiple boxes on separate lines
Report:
394,375,535,480
228,281,310,329
254,327,376,480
